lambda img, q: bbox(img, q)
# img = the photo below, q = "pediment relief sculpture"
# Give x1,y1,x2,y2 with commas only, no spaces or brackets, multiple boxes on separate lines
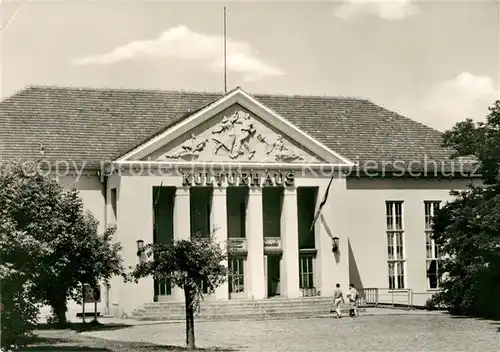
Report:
212,110,256,160
258,134,304,163
160,110,312,162
164,133,209,161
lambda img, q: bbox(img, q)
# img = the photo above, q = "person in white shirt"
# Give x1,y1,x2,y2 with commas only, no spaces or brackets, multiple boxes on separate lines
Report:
332,283,344,318
347,283,359,317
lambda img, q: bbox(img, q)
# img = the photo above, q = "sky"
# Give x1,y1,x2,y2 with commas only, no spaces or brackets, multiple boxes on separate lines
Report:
0,0,499,131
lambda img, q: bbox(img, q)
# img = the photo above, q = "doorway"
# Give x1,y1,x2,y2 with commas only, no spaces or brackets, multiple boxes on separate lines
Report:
266,254,281,298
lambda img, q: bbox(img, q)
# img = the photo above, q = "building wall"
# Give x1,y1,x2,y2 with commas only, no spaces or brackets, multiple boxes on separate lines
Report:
345,177,475,307
44,171,477,319
39,174,107,322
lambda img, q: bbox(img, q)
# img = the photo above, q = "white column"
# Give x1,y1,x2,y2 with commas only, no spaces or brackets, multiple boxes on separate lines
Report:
281,187,300,298
212,187,229,300
246,188,266,299
172,187,191,301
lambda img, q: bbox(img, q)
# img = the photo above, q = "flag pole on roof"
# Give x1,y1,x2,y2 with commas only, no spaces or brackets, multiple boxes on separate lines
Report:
223,6,228,93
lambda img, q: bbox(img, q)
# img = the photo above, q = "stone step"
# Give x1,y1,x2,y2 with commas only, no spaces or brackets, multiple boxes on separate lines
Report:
131,302,365,321
140,302,333,311
138,306,333,314
132,297,366,321
139,305,332,313
144,300,333,307
132,310,365,321
132,312,325,321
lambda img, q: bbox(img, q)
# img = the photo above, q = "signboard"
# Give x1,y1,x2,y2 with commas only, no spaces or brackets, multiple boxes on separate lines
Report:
229,238,247,252
83,284,101,303
264,237,282,252
182,171,294,187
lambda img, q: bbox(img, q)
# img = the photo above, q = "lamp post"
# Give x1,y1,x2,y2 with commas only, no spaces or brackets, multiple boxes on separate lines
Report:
332,237,340,253
136,239,145,263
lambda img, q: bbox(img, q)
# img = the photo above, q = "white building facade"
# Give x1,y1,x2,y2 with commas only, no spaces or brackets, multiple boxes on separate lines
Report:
0,86,476,318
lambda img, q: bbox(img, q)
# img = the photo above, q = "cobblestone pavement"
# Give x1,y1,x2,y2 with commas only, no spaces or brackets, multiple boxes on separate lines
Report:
83,312,500,351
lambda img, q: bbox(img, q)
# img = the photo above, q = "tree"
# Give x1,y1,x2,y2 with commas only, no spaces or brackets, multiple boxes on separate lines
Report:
127,231,228,350
431,100,500,318
0,218,48,347
0,160,124,329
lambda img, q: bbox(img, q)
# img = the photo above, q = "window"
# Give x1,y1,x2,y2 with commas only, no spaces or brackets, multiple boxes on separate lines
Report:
190,187,212,238
425,201,441,289
110,188,117,225
154,278,172,296
299,255,314,289
386,201,405,289
229,257,245,293
298,187,318,249
263,187,283,238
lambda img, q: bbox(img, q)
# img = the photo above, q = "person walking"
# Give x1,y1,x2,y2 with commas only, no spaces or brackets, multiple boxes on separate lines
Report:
347,283,359,317
332,283,344,318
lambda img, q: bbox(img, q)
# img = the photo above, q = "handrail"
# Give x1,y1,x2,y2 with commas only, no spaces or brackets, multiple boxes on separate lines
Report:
354,288,413,310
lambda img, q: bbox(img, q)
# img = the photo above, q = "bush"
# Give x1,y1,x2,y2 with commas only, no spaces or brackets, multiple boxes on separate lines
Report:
424,298,436,311
0,280,40,348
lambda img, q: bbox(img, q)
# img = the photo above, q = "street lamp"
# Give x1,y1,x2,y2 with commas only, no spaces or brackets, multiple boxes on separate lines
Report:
136,239,145,262
332,237,340,253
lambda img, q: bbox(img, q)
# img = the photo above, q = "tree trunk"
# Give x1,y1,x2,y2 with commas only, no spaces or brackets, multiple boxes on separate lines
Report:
184,288,196,350
51,294,68,328
82,283,86,324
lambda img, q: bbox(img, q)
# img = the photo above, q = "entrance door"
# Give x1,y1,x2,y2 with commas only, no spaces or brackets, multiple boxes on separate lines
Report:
266,254,281,298
229,256,246,299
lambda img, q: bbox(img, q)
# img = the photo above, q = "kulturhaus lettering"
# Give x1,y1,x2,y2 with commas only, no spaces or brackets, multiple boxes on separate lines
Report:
181,171,294,187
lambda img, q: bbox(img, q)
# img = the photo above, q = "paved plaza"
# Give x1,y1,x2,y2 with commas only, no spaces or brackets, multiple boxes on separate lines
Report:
80,310,500,351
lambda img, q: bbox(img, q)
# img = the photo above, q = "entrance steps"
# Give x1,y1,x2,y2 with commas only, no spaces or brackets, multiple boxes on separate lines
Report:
130,297,366,321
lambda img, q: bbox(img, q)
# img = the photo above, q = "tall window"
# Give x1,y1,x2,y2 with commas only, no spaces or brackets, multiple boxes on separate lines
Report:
110,188,117,225
299,255,314,289
425,201,441,289
386,201,405,290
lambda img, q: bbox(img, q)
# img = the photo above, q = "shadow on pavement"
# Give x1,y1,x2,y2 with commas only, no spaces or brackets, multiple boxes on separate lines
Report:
36,321,132,332
448,313,500,332
20,347,110,351
22,333,239,351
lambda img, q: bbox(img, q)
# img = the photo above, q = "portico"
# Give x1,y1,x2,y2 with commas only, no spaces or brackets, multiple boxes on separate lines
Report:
117,166,348,301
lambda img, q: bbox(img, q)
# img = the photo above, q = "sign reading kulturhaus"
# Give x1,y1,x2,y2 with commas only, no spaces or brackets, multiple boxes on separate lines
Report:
181,171,295,187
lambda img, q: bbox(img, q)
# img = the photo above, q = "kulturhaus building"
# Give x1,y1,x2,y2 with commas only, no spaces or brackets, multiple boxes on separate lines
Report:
0,86,476,318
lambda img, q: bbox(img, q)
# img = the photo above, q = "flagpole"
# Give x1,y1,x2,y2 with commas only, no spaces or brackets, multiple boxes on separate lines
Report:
308,174,335,237
223,6,227,93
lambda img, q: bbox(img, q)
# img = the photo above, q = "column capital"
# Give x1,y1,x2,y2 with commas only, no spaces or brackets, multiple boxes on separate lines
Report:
175,187,190,196
283,187,297,196
248,187,262,196
212,186,227,196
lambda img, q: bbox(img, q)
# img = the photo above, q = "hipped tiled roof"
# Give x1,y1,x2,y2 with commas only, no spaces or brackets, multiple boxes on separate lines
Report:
0,86,469,174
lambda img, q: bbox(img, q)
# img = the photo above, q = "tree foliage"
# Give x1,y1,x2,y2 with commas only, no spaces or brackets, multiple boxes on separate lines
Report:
431,100,500,317
127,231,228,350
0,160,124,346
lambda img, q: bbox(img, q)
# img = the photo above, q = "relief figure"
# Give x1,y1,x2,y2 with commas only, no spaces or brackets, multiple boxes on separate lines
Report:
261,134,304,162
211,113,239,155
230,111,256,159
164,133,208,160
211,110,257,159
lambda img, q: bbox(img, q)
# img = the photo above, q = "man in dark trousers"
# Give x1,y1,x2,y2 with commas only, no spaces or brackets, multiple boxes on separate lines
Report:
347,283,359,317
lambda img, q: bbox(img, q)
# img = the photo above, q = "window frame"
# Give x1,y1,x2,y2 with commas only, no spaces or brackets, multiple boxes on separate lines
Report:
299,254,314,289
425,201,442,290
386,201,405,290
